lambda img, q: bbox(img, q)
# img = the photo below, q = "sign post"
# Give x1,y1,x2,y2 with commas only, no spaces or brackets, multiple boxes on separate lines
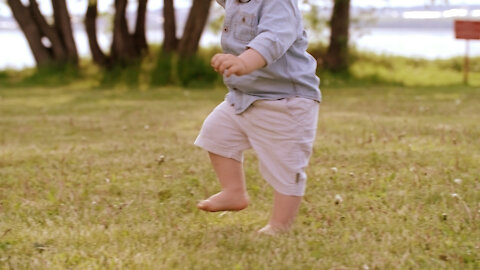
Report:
454,20,480,85
465,40,470,85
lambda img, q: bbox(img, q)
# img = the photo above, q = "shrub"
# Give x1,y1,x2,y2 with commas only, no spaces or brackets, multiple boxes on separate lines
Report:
151,52,174,86
176,55,219,88
19,63,80,86
99,61,142,88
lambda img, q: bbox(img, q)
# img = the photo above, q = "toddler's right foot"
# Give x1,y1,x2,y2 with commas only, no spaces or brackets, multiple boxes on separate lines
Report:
257,224,289,236
197,191,249,212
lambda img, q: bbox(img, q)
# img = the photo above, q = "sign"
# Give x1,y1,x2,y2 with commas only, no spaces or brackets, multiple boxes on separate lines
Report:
454,20,480,84
455,20,480,40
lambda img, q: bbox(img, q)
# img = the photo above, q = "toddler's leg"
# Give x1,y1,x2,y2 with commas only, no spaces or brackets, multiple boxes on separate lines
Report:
197,152,249,212
258,190,302,235
242,98,318,235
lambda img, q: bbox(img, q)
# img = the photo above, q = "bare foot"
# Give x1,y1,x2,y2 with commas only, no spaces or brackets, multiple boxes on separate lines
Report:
257,224,288,236
197,191,249,212
257,191,302,236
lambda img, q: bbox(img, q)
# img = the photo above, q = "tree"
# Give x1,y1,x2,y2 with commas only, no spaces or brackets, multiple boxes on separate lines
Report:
132,0,148,54
111,0,138,62
152,0,215,87
324,0,351,72
162,0,213,57
85,0,149,68
162,0,177,53
6,0,78,67
177,0,212,57
85,0,109,67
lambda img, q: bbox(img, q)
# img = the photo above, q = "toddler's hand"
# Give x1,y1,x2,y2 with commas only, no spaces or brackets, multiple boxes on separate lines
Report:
211,53,248,77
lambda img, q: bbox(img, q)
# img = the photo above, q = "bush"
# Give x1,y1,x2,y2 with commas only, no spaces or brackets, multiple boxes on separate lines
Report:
19,64,80,86
2,43,479,88
0,70,9,86
176,55,219,88
100,61,142,88
150,52,174,86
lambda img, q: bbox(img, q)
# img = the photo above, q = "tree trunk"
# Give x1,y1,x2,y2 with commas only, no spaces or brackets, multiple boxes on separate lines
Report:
111,0,138,62
324,0,350,72
85,1,110,67
27,0,66,61
52,0,78,64
133,0,149,54
86,0,149,68
7,0,52,66
177,0,212,57
162,0,177,53
7,0,79,67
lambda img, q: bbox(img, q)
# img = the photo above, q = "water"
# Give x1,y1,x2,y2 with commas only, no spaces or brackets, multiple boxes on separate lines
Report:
352,27,480,59
1,26,479,70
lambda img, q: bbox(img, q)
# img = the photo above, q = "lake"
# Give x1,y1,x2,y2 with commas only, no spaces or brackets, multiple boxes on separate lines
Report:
1,26,479,70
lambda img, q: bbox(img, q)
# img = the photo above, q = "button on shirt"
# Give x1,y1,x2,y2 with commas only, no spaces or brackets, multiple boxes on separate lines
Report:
216,0,322,114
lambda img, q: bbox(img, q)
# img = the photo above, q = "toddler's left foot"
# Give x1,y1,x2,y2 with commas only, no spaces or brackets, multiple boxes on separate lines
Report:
197,191,249,212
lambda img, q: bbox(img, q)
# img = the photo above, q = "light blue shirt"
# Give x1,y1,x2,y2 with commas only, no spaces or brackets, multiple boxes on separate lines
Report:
216,0,322,114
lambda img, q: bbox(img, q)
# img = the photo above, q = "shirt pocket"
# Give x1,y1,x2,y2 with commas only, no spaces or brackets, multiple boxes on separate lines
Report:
233,12,256,42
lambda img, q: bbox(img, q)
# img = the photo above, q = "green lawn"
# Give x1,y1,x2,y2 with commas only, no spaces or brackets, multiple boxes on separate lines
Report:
0,85,478,269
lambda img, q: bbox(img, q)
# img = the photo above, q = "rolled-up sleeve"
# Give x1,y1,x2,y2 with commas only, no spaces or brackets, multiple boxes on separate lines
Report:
247,0,298,65
216,0,225,8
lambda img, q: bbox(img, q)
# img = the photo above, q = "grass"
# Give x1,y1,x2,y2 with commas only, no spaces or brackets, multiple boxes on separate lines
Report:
0,84,479,269
349,55,480,87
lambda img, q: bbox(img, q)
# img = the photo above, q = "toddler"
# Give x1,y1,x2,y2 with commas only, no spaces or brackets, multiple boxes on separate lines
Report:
195,0,321,235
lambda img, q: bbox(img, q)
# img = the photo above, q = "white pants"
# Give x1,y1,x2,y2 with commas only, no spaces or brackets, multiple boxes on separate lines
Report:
194,98,319,196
